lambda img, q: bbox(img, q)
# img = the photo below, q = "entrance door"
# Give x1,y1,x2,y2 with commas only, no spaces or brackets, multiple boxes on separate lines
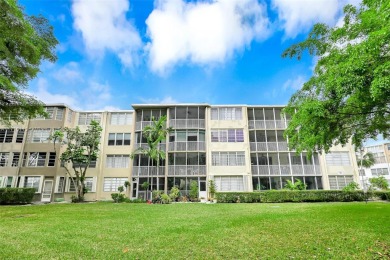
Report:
41,180,53,202
199,179,207,199
132,181,138,199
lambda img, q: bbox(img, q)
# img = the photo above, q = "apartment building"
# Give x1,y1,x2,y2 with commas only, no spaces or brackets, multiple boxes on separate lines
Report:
359,143,390,187
0,104,360,202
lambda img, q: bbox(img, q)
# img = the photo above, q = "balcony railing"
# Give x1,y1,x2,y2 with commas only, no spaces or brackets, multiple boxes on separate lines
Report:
135,121,154,131
251,165,320,176
248,120,287,129
168,141,205,151
168,165,206,176
249,142,289,151
132,166,165,176
135,143,166,151
169,119,205,129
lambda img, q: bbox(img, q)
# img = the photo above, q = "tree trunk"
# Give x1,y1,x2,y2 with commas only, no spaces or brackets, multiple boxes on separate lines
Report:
77,182,85,202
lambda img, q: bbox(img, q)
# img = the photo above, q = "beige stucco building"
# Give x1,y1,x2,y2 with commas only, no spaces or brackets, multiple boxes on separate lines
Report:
0,104,360,202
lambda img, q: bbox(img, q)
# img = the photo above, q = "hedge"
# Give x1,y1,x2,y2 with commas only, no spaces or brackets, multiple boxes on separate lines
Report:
215,190,390,203
0,188,36,205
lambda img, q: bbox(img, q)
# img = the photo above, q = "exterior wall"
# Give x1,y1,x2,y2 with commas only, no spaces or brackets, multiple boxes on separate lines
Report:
360,143,390,187
0,103,362,202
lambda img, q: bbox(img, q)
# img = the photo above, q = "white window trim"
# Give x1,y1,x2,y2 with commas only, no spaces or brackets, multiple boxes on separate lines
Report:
19,175,44,193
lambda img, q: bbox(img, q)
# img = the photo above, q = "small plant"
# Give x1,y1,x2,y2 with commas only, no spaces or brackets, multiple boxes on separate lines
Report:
111,186,126,203
152,190,163,204
161,193,172,204
342,182,360,192
208,180,217,200
189,180,199,201
369,176,389,190
169,186,180,202
284,179,307,190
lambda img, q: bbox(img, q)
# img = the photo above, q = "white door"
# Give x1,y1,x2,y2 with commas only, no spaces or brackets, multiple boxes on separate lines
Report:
199,179,207,199
41,180,53,202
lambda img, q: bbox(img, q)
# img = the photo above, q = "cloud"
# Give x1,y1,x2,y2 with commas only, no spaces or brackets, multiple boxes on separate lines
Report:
283,75,306,91
71,0,142,68
272,0,340,39
146,0,270,74
52,62,83,83
139,96,178,104
31,78,80,109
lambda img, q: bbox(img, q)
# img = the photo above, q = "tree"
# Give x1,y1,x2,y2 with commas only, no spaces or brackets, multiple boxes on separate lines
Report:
357,151,375,191
50,121,102,202
282,0,390,155
284,179,307,190
369,176,389,190
130,115,173,198
0,0,58,123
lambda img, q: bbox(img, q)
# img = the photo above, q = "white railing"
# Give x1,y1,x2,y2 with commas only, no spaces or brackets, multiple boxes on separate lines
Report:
249,142,288,151
135,143,166,151
278,142,288,151
167,165,206,176
303,165,315,175
248,120,286,129
135,121,154,131
168,141,206,151
280,165,291,175
291,165,303,175
169,119,205,129
269,165,280,175
132,166,165,176
267,142,278,151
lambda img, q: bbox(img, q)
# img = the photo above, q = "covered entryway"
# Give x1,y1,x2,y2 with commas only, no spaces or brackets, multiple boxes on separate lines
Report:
41,180,53,202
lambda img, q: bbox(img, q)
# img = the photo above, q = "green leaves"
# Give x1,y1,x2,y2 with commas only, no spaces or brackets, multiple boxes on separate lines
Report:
0,0,58,124
283,0,390,154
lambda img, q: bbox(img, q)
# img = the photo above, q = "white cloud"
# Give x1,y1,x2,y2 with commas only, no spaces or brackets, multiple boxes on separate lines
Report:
272,0,339,39
272,0,363,39
139,96,178,104
283,75,306,91
72,0,142,68
146,0,270,74
31,78,80,109
52,62,83,83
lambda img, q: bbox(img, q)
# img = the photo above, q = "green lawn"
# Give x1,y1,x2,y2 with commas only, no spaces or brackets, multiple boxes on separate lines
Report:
1,202,389,259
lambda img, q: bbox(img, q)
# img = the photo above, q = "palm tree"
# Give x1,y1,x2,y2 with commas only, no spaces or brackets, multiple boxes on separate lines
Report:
357,150,375,193
131,115,173,200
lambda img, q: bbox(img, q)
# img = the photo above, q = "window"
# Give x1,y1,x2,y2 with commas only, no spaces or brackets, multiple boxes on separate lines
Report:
23,152,47,167
212,152,245,166
211,107,242,120
67,110,73,123
371,168,389,176
67,177,95,192
325,152,351,166
12,152,20,167
214,176,244,191
27,128,50,143
78,113,101,125
0,129,14,143
55,108,64,120
108,133,131,146
48,152,56,167
0,152,10,167
55,177,65,193
110,113,132,125
328,175,354,190
16,129,25,143
73,159,97,168
103,178,128,192
106,155,130,168
210,129,244,142
23,176,41,192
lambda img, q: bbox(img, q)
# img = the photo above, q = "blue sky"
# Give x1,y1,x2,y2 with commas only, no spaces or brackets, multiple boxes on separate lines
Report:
21,0,359,111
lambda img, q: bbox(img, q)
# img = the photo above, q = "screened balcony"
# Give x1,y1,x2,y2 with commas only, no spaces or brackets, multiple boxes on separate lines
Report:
168,106,206,129
168,130,206,151
132,166,165,176
247,107,290,130
249,130,289,152
167,152,206,176
134,132,166,150
135,109,167,131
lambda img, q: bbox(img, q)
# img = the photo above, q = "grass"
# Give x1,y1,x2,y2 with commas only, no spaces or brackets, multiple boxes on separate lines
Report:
0,202,389,259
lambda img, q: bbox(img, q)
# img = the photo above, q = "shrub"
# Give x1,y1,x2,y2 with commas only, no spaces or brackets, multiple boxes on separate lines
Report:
369,176,389,190
152,190,163,204
342,182,360,192
111,193,126,203
214,190,380,203
284,179,307,190
0,188,36,204
372,190,390,201
189,180,198,201
169,186,180,201
161,193,172,204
